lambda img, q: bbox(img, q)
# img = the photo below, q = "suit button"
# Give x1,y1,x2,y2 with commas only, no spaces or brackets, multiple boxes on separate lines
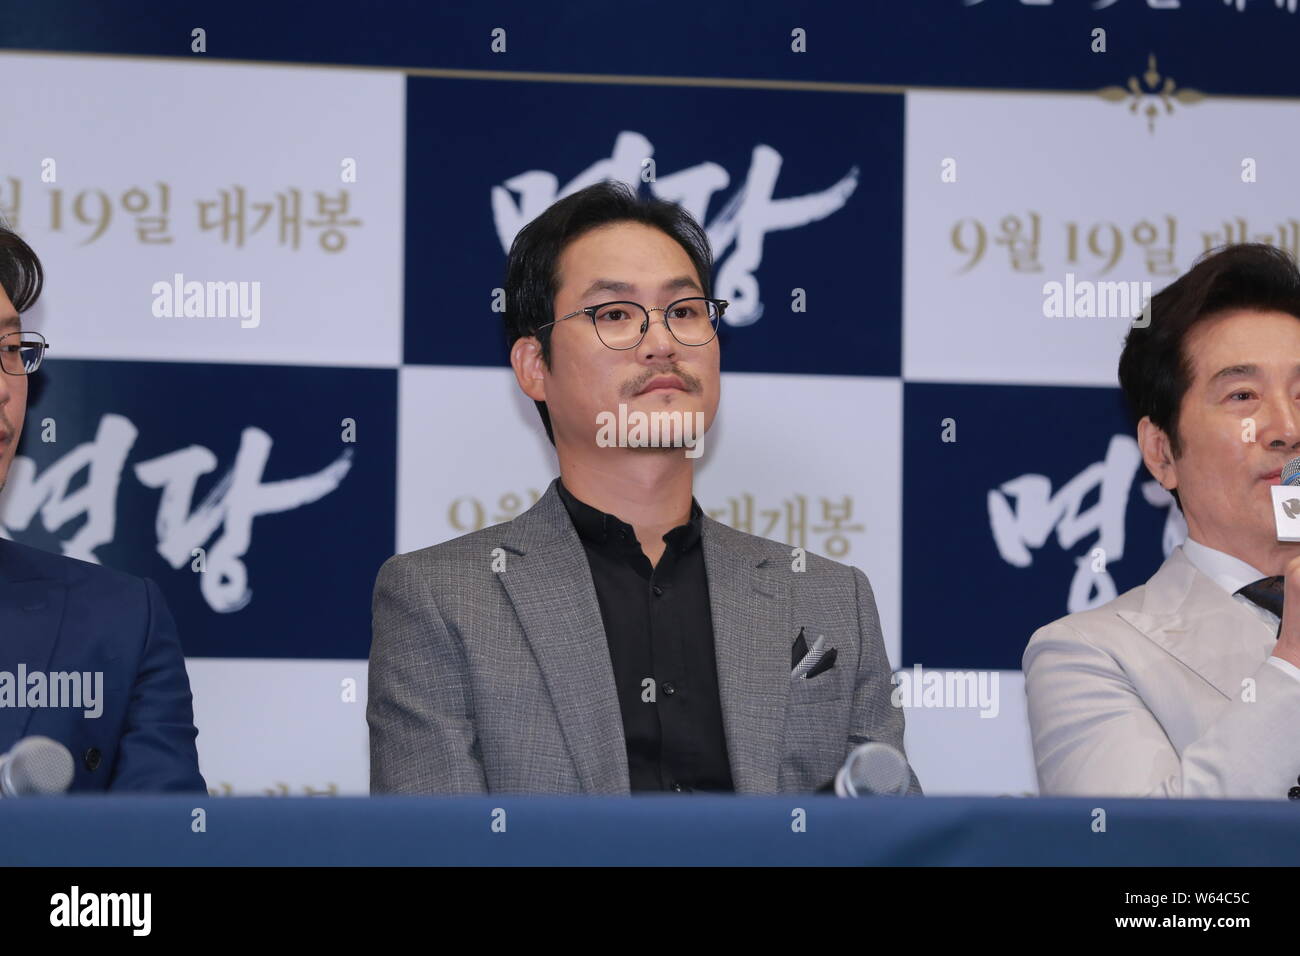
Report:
84,748,101,771
671,782,686,793
652,585,664,596
1289,786,1300,800
662,682,676,696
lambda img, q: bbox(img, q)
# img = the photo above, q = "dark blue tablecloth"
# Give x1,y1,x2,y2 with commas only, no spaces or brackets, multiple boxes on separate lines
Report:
2,795,1296,866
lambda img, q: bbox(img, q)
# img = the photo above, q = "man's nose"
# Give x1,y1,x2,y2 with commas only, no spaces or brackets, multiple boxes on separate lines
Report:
1264,394,1300,448
638,310,678,359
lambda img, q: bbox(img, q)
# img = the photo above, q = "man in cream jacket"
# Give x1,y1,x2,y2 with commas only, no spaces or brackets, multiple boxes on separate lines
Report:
1025,243,1300,798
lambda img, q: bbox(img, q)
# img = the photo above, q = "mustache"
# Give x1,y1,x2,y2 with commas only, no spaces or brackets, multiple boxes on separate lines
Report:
624,367,701,397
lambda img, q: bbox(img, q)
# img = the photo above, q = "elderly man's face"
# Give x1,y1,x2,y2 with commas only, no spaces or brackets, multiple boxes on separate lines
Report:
1145,309,1300,554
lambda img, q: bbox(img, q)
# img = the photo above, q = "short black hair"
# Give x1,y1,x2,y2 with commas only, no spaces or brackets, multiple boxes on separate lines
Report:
0,221,43,313
501,180,714,445
1118,242,1300,507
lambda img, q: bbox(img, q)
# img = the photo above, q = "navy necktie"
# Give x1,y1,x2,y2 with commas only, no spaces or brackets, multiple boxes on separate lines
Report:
1236,576,1285,626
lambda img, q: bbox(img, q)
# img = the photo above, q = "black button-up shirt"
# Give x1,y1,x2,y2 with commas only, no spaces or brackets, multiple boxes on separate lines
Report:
556,478,734,793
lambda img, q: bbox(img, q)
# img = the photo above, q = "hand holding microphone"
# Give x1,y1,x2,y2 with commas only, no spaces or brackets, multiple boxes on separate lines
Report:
1274,553,1300,667
1268,457,1300,666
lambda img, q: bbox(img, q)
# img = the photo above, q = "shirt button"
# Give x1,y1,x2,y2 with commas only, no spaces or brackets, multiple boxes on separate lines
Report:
653,585,664,596
662,682,676,696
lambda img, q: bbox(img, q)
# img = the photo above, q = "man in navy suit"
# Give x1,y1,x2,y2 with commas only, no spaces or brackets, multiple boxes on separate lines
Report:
0,224,205,792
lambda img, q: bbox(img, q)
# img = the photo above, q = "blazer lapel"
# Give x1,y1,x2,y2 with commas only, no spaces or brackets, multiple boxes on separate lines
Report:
1117,547,1277,701
701,518,792,793
0,541,67,747
496,482,629,794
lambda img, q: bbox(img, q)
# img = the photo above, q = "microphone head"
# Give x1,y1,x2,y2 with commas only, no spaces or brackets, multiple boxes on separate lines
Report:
1,736,74,796
1283,457,1300,487
839,741,910,797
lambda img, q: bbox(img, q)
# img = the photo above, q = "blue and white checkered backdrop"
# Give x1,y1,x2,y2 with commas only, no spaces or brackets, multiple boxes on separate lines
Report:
3,0,1298,794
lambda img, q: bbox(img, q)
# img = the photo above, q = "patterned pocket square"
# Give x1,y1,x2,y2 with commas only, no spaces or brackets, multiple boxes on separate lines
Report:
791,629,837,679
806,650,837,681
791,627,809,670
804,647,837,679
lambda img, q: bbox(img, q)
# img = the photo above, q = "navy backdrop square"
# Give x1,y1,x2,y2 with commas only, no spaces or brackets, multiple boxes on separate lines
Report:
404,76,903,378
10,359,397,659
902,381,1172,670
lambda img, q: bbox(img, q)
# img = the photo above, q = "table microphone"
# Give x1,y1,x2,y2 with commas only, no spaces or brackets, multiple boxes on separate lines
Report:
817,741,911,796
0,736,75,797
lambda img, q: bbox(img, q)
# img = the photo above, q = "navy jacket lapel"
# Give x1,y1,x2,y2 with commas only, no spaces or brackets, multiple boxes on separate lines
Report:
0,540,68,747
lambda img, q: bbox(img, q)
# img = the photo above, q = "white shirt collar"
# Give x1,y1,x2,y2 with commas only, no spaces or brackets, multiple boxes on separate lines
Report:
1180,537,1271,597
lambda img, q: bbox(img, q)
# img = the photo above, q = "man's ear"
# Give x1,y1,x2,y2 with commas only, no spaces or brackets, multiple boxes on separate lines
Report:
1137,416,1177,492
510,336,547,403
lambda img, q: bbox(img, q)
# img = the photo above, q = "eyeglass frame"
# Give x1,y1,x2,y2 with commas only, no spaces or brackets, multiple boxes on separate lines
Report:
532,296,728,350
0,330,50,376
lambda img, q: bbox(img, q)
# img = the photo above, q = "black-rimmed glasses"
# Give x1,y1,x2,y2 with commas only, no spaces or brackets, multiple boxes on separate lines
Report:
0,330,48,376
534,297,727,350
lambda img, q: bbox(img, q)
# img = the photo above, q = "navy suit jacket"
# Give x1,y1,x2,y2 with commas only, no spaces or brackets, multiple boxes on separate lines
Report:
0,538,205,792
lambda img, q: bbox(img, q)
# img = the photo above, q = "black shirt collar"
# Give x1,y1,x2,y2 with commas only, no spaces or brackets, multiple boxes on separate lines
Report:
556,477,703,553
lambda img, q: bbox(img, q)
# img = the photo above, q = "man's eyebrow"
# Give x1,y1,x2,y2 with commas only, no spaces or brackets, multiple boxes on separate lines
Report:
1206,363,1300,385
1208,364,1259,382
0,315,19,333
578,275,703,300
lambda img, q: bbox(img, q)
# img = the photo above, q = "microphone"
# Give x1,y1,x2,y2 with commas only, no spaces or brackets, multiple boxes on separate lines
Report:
1271,456,1300,541
0,736,75,797
818,741,912,797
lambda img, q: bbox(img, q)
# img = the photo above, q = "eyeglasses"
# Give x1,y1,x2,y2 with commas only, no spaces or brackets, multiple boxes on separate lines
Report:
534,297,727,350
0,330,49,375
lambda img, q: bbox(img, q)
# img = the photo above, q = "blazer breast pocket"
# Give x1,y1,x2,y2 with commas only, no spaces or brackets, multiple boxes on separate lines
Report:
789,667,844,705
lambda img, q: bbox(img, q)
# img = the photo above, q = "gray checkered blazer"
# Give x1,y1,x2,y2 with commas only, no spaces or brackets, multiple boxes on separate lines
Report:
368,478,921,795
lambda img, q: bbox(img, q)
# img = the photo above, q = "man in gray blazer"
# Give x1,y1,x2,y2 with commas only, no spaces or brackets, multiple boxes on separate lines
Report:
1025,243,1300,798
369,181,918,795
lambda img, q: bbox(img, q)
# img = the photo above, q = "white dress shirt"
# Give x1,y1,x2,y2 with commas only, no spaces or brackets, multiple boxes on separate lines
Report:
1179,536,1300,684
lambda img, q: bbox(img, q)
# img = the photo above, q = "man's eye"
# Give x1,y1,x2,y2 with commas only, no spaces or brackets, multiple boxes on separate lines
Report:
1230,391,1255,401
599,310,628,322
